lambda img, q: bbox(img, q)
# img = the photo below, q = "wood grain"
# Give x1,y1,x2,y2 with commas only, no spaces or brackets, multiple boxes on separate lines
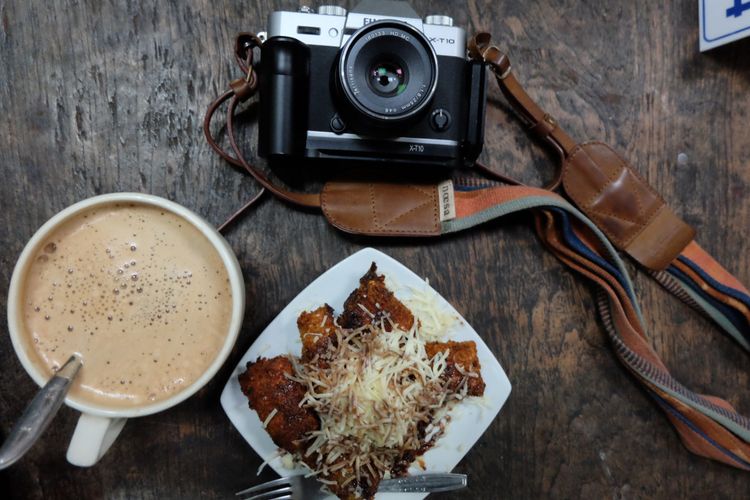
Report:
1,0,749,498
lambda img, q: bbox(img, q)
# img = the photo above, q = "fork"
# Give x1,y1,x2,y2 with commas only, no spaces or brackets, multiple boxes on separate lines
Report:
235,472,468,500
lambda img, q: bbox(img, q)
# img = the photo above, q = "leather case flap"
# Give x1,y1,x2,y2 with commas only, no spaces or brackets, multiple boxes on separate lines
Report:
321,181,441,237
562,141,695,270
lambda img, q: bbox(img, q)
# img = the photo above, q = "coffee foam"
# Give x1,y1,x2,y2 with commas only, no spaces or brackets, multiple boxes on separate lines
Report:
20,203,233,408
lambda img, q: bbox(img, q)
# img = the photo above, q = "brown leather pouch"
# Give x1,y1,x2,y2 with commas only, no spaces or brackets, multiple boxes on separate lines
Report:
561,142,695,270
321,181,441,237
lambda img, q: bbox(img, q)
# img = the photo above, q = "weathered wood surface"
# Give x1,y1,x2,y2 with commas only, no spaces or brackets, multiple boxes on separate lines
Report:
1,0,749,498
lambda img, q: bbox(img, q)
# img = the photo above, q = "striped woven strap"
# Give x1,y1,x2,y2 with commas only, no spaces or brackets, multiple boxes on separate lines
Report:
445,180,750,469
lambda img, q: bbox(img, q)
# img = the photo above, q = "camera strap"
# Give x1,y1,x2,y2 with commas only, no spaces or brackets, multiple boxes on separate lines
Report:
204,32,750,470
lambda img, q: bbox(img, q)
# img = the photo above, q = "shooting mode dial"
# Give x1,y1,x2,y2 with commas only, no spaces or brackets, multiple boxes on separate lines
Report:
424,15,454,26
318,5,348,16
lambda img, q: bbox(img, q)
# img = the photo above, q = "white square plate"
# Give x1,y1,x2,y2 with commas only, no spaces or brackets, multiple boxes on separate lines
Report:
220,248,512,499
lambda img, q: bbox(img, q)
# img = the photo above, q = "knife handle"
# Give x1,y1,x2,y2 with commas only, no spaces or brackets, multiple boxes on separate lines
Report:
378,473,468,493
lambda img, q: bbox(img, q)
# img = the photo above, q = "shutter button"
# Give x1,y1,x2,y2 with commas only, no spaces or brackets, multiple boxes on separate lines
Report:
430,109,451,131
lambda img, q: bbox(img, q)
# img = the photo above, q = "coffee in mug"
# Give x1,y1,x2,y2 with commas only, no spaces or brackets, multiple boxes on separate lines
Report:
7,194,245,467
18,202,234,407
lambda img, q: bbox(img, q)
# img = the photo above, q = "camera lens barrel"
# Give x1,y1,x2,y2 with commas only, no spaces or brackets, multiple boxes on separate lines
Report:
258,37,311,158
338,21,438,124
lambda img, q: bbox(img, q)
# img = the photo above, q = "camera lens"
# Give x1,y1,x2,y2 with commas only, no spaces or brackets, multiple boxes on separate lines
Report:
338,21,438,123
368,61,407,96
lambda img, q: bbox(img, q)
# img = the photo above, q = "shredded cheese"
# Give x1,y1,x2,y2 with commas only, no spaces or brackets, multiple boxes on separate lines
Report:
402,282,461,340
262,408,278,428
256,449,281,475
289,317,472,488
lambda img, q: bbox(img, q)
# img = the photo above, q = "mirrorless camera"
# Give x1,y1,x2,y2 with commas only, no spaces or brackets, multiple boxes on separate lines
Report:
257,0,487,169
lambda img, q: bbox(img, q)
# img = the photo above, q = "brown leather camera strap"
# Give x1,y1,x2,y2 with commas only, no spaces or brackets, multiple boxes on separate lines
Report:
203,33,320,212
467,33,695,271
468,32,577,174
203,91,320,209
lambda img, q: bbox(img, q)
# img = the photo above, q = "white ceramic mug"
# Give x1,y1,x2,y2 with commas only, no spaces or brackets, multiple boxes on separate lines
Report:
6,193,245,467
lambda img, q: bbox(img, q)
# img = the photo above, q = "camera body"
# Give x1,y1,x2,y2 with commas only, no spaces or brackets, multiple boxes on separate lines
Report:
258,1,487,169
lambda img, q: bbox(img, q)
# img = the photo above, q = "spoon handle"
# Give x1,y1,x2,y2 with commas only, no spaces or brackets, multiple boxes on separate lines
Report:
0,355,82,470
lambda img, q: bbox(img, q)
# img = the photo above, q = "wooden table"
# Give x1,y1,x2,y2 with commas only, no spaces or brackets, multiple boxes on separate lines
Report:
1,0,749,498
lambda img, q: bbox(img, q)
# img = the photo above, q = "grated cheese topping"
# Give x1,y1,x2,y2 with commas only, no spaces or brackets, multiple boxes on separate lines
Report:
262,407,278,429
288,311,477,489
402,281,461,340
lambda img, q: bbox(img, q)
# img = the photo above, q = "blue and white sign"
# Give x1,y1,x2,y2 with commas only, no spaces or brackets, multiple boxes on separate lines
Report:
700,0,750,51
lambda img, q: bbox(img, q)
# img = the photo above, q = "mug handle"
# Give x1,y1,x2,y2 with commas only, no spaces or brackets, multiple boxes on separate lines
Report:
66,413,127,466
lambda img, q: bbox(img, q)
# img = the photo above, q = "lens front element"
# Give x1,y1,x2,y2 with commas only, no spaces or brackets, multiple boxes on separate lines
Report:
369,61,407,97
339,21,438,123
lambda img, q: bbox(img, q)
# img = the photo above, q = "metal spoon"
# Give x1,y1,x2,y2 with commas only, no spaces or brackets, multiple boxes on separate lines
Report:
0,355,82,469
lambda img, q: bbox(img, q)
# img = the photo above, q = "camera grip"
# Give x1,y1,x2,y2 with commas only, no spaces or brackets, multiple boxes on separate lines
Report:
258,37,311,158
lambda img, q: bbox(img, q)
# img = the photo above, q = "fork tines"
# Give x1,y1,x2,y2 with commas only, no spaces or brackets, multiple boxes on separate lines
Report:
235,476,293,500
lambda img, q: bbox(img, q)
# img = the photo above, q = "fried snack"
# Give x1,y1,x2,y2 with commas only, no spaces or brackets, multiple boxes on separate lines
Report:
239,264,486,500
339,263,414,331
298,304,337,363
238,356,319,453
426,341,486,396
239,357,373,499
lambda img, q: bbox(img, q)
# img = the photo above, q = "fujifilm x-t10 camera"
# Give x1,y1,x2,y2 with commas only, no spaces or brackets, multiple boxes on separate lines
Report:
257,0,487,169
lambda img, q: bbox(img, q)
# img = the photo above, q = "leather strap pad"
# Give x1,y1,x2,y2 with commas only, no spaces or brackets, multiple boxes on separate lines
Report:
321,181,441,237
562,142,695,270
